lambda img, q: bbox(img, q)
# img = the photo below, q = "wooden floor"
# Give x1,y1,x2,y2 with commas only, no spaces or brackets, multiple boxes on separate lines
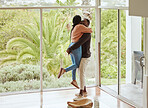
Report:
0,87,135,108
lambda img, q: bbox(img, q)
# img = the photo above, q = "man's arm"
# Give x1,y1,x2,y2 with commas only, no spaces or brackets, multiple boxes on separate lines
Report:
67,33,91,54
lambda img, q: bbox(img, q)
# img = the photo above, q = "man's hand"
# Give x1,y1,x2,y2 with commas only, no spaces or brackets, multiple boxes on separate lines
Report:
66,48,71,54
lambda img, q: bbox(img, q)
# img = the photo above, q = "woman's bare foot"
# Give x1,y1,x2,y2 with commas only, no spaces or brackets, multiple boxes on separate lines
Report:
71,80,79,89
58,68,65,79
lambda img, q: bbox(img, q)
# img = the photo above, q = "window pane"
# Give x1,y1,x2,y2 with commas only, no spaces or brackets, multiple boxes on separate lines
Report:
101,9,118,93
101,0,127,7
42,8,96,89
0,0,95,7
0,10,40,93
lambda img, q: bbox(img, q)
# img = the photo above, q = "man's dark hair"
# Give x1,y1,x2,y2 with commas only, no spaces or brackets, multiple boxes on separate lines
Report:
85,18,90,26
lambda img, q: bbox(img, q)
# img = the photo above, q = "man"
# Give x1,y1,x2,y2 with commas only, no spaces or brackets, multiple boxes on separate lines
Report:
67,18,91,97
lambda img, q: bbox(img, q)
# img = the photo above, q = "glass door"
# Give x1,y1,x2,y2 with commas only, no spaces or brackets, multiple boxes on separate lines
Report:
99,8,144,108
100,9,118,93
119,11,143,107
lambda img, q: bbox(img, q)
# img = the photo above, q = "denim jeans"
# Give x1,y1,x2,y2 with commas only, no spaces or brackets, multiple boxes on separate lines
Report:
65,42,82,80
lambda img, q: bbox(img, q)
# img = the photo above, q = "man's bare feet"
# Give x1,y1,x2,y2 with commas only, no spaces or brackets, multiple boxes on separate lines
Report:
58,68,65,79
75,91,87,97
73,90,85,101
71,80,79,89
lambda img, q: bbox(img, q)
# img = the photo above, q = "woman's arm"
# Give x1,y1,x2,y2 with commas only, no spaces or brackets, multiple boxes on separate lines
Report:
78,24,92,33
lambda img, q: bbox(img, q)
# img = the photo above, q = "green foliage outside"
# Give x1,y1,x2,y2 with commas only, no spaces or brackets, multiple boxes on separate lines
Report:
100,10,126,79
0,9,73,76
0,7,127,92
0,10,37,51
0,64,94,92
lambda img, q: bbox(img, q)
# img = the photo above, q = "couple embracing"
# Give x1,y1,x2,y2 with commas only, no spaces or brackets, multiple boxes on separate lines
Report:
58,15,92,98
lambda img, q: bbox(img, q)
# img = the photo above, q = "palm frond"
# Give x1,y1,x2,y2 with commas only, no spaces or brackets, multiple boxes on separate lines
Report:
0,56,17,65
17,47,39,60
0,50,17,57
17,25,40,47
6,37,40,55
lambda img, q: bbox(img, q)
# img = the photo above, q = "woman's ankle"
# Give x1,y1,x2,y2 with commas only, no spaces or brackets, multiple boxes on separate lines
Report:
73,80,76,82
62,68,66,72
